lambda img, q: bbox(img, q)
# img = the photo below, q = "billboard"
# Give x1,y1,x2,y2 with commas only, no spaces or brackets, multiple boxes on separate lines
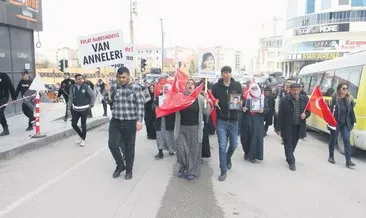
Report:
0,0,43,31
294,23,349,36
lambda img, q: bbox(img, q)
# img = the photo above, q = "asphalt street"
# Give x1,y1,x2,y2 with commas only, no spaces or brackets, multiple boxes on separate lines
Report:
0,124,365,218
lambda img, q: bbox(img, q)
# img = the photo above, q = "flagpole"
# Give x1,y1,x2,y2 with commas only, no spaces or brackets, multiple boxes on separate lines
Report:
204,77,208,108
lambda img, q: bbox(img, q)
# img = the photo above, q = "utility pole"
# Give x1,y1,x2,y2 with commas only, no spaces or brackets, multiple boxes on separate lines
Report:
160,18,164,73
130,0,137,44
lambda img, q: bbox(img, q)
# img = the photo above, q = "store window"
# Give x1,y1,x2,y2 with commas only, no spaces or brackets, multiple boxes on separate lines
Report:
306,0,316,14
351,0,366,6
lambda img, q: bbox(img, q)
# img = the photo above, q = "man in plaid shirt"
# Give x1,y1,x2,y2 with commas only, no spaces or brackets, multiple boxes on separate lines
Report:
108,67,144,180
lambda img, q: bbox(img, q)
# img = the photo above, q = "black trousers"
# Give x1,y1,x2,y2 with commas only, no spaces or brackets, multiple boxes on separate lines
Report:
63,95,69,118
283,125,300,165
71,110,88,140
0,105,7,128
108,119,136,173
22,102,35,126
102,100,107,115
202,115,211,158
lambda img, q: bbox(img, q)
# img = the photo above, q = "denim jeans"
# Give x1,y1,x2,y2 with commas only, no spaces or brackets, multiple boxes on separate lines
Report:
329,124,352,161
217,119,238,173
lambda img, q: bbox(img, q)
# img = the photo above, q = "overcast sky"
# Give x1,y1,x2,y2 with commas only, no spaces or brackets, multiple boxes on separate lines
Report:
36,0,286,57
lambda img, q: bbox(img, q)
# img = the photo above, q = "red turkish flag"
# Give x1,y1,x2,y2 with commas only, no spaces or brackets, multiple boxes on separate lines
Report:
171,69,189,93
207,90,217,128
155,84,204,118
306,85,337,129
154,78,172,97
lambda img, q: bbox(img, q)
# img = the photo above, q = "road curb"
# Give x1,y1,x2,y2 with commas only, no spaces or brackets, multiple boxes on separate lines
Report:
0,117,110,161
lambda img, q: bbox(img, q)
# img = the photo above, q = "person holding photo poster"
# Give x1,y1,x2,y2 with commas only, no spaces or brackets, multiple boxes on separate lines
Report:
241,82,269,163
212,66,242,182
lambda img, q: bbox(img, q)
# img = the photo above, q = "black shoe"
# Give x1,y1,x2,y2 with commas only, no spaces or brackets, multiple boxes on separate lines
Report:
346,161,356,168
328,157,335,164
218,172,227,182
103,113,107,117
244,154,249,160
250,159,257,163
154,152,163,160
125,172,133,180
289,163,296,171
227,160,232,170
112,165,125,178
0,128,9,136
26,126,33,131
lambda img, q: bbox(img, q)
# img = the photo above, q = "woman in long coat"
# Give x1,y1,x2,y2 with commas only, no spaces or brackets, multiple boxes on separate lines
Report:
242,82,269,163
144,84,156,139
174,79,210,180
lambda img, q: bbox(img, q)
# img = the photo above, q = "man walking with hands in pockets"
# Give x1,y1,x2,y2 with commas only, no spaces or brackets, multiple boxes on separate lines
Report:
108,67,144,180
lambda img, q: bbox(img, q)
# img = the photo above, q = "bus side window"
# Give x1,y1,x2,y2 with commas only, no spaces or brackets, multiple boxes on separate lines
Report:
333,66,362,98
320,70,334,96
309,72,324,93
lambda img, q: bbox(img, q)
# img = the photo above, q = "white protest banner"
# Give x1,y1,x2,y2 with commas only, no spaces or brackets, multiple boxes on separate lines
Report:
111,44,136,74
77,30,125,69
198,50,218,78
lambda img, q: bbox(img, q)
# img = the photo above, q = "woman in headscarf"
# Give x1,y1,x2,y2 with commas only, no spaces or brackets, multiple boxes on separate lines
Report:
153,83,176,159
242,82,268,163
174,79,210,180
144,84,156,139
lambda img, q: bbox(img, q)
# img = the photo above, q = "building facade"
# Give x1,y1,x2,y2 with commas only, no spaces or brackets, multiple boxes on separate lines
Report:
282,0,366,77
0,0,43,116
253,17,285,74
135,44,162,73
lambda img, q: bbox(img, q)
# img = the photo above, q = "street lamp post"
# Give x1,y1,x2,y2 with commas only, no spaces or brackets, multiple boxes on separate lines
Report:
130,0,137,44
160,18,164,73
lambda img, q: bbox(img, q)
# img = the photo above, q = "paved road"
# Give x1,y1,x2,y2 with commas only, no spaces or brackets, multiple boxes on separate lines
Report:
0,125,365,218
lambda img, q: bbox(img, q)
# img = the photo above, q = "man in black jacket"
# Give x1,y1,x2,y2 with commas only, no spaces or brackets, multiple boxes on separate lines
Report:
277,83,310,171
58,73,75,121
15,70,36,131
0,72,17,136
67,74,96,147
212,66,242,181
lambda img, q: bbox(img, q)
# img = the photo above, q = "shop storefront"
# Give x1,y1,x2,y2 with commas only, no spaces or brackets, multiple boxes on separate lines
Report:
0,0,43,116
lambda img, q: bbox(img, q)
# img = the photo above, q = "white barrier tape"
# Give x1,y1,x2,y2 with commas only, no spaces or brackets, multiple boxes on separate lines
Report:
0,94,37,109
34,113,40,117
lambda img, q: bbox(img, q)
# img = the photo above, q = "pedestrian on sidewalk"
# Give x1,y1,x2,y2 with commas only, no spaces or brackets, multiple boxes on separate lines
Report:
174,79,210,180
0,72,16,136
241,82,268,163
328,83,356,168
84,74,95,118
67,73,96,147
15,70,36,131
153,84,175,160
58,72,75,121
212,66,242,182
96,79,108,117
277,83,310,171
144,84,157,140
108,67,144,180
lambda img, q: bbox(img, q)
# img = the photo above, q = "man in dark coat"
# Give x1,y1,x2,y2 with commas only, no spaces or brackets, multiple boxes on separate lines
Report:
277,83,310,171
0,72,16,136
264,86,275,136
58,73,75,121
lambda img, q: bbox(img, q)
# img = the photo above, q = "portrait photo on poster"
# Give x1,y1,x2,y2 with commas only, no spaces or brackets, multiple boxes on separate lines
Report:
143,89,151,103
229,94,241,110
250,97,263,112
198,51,217,78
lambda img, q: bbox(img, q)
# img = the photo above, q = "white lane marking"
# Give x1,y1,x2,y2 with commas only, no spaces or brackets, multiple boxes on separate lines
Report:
0,146,107,217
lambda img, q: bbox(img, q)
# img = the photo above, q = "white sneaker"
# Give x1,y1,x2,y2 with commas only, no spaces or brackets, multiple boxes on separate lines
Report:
80,140,86,147
75,138,82,144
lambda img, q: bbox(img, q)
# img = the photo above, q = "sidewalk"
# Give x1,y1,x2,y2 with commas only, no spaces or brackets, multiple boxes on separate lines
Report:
0,102,110,160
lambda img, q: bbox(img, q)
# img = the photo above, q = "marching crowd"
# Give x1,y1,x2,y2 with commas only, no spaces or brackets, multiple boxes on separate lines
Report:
0,65,357,182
